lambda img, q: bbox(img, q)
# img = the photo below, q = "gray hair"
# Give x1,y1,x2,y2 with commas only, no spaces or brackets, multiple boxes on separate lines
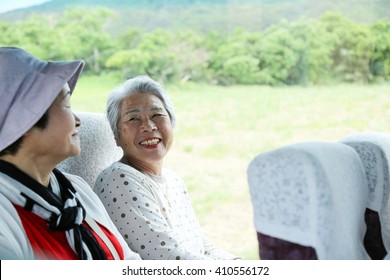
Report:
107,75,176,139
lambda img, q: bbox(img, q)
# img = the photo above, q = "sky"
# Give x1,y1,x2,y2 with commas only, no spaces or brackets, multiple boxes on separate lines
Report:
0,0,50,14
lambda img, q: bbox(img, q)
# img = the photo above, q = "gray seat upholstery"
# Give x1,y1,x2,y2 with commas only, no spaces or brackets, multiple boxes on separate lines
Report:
248,141,370,259
341,132,390,259
57,111,123,188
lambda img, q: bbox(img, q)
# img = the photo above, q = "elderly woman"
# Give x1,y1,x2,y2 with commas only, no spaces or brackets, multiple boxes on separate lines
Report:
94,75,239,260
0,47,140,260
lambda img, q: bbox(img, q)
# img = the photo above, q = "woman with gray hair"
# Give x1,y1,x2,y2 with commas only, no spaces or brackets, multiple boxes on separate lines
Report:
94,75,239,260
0,47,140,260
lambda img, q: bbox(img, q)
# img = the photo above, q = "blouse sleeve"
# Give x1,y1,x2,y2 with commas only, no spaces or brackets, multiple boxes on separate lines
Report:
202,237,239,259
94,165,213,260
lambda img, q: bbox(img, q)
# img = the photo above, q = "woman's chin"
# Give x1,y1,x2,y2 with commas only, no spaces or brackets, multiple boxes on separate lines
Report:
68,146,81,157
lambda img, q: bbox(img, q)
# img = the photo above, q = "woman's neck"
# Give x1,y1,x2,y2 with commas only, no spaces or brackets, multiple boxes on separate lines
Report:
120,156,163,176
0,153,54,187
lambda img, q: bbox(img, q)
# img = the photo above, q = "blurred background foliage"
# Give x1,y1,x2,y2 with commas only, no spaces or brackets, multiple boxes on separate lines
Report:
0,0,389,86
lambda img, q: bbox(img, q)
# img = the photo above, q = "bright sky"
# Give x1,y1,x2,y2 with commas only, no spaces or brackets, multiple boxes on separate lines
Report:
0,0,50,14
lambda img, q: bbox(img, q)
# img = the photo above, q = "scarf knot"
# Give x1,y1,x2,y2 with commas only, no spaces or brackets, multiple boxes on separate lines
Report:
49,201,86,231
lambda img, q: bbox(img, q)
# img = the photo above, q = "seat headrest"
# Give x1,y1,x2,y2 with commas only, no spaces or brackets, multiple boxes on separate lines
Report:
340,132,390,253
248,141,369,259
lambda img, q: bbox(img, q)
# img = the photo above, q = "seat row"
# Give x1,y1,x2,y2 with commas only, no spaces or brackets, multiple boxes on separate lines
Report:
248,132,390,259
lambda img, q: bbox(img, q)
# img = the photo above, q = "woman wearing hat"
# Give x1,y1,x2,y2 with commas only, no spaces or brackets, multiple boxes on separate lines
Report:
0,47,141,260
94,75,239,260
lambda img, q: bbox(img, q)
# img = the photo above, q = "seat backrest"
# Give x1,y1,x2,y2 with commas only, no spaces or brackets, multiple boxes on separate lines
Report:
247,141,370,259
57,111,123,187
340,132,390,259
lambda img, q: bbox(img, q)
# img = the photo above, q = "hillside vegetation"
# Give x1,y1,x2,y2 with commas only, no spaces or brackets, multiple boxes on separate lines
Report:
1,5,389,86
1,1,389,86
1,0,388,32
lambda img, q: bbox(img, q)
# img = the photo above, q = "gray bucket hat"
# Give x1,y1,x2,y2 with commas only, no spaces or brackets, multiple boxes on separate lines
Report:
0,47,85,151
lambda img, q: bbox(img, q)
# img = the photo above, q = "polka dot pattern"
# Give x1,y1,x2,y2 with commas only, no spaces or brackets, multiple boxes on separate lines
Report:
94,162,237,260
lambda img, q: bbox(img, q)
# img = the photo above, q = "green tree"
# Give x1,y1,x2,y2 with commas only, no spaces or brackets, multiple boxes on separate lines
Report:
206,29,261,85
256,21,302,85
55,8,115,73
319,12,372,83
106,29,178,82
369,20,390,81
168,30,211,83
222,55,261,84
0,15,57,59
105,49,151,77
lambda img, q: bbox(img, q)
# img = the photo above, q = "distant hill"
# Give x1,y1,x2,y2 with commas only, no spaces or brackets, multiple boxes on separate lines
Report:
0,0,389,33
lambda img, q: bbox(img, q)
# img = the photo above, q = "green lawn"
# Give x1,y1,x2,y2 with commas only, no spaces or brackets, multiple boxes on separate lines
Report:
71,75,390,259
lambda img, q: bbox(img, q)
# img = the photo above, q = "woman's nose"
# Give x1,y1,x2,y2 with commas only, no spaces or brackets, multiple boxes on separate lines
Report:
141,118,156,131
74,113,81,128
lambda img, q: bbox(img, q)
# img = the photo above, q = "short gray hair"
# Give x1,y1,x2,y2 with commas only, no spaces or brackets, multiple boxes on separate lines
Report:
107,75,176,139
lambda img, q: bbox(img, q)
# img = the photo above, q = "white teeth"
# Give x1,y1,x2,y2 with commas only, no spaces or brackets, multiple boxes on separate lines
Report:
140,139,160,146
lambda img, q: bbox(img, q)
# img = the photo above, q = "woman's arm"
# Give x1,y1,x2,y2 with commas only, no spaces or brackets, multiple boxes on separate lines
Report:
202,237,241,259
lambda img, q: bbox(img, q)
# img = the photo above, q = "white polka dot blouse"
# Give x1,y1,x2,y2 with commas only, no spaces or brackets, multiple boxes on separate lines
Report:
94,161,238,260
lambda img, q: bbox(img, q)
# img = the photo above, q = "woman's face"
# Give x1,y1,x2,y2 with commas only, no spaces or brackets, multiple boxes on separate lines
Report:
28,83,81,162
116,92,173,172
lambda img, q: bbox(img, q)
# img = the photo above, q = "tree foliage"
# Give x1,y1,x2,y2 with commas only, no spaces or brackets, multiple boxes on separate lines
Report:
1,9,389,85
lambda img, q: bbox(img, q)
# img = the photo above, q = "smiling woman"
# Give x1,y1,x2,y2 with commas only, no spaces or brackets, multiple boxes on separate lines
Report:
94,75,240,260
116,92,173,175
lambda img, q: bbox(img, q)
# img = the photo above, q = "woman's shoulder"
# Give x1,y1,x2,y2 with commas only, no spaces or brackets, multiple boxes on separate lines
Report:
95,161,149,186
162,168,187,189
162,168,184,181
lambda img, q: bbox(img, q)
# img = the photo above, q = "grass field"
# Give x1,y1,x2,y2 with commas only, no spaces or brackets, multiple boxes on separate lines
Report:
71,74,390,259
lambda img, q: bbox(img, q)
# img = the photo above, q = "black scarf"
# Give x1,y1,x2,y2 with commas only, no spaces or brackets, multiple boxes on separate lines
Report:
0,160,107,259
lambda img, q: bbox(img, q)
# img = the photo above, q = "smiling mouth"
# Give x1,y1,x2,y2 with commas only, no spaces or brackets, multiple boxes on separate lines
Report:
140,138,161,146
